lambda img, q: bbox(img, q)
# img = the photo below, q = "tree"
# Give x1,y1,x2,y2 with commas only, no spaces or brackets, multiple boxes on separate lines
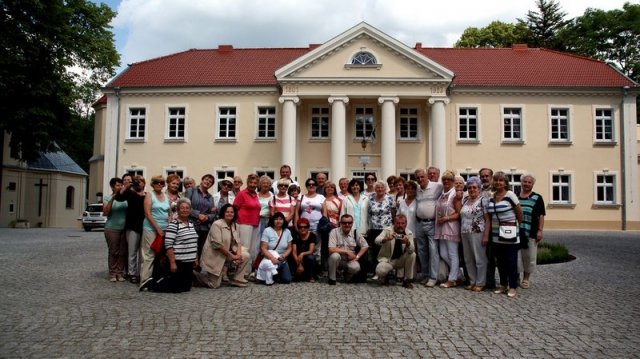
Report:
518,0,569,49
0,0,119,162
455,21,530,48
560,2,640,82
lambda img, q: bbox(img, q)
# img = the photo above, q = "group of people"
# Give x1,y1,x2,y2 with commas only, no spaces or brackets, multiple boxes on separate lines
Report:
102,164,546,297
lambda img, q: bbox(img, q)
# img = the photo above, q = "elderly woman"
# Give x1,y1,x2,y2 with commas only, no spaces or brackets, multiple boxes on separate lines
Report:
363,172,377,196
341,178,369,233
368,181,396,276
213,177,235,214
257,175,274,247
270,178,296,227
233,174,261,277
320,181,342,270
460,177,490,292
338,177,350,199
486,171,523,298
182,177,196,192
152,198,198,293
394,176,406,207
166,174,182,221
296,178,325,232
195,203,250,288
518,173,546,289
186,174,216,259
103,177,128,282
435,170,462,288
386,175,397,197
289,218,317,282
140,175,170,290
256,212,293,285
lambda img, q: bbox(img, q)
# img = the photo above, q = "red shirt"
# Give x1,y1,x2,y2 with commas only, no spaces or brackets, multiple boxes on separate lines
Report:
233,189,260,226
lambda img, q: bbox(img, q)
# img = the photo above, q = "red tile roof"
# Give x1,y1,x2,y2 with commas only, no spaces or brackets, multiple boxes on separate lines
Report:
107,46,635,89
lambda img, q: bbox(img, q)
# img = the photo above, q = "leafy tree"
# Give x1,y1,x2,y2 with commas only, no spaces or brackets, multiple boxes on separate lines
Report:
518,0,569,49
0,0,119,162
560,2,640,82
455,21,530,48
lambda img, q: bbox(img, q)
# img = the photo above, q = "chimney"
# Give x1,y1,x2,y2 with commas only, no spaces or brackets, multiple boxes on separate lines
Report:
415,42,423,49
218,45,233,53
512,43,528,52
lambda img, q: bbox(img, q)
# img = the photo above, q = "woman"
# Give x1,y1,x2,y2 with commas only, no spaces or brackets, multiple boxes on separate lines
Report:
338,177,350,199
153,198,198,293
386,175,397,197
288,183,301,200
186,174,216,259
435,170,462,288
114,174,146,284
320,181,342,270
394,176,406,208
296,178,325,233
140,175,170,289
518,173,546,289
257,175,274,243
367,181,395,275
397,180,417,282
270,178,296,227
256,212,293,285
341,178,369,233
460,176,490,292
166,174,181,221
363,173,377,196
196,203,250,288
289,218,317,282
233,173,261,277
182,177,196,191
486,171,523,298
213,177,236,215
103,177,128,282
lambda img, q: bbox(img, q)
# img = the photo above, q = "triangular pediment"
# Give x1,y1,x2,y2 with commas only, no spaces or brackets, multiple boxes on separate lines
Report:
275,22,454,83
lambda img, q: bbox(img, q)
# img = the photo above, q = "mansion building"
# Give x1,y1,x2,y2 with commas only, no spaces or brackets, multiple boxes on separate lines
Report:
92,23,639,230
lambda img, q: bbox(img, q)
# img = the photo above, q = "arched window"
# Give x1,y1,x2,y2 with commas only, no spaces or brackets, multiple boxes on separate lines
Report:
66,186,75,209
351,51,377,65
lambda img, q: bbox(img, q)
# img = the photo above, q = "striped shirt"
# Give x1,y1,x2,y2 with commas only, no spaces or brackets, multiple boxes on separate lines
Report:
485,191,520,244
272,194,296,220
164,220,198,262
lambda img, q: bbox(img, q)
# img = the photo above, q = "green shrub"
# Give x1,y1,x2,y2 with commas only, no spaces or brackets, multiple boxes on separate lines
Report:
536,242,571,265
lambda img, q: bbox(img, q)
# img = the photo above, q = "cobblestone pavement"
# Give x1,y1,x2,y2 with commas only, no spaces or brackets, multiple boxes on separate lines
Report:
0,228,638,358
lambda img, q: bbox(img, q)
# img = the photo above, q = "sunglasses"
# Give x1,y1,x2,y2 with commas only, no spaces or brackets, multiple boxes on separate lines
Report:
307,183,317,187
152,181,165,185
340,221,353,225
278,184,288,188
366,177,375,181
298,225,309,229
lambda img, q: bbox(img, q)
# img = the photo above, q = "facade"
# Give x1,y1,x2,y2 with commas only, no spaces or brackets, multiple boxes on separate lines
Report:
1,133,88,228
94,22,639,230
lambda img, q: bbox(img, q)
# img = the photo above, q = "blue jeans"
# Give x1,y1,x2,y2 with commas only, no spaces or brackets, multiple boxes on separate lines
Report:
415,219,438,280
275,261,292,284
494,243,519,289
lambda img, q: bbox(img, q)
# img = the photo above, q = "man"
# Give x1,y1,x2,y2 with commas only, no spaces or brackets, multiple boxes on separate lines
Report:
414,167,443,287
375,214,416,289
427,166,440,182
315,172,327,195
271,164,298,193
479,168,494,199
327,214,369,285
479,167,496,289
232,176,244,195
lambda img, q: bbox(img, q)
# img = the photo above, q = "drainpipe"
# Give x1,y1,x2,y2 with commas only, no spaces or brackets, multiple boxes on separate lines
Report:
620,86,629,230
114,87,121,179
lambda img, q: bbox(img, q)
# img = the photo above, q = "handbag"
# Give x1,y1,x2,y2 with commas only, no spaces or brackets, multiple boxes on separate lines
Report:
252,228,285,270
150,233,164,254
491,194,518,243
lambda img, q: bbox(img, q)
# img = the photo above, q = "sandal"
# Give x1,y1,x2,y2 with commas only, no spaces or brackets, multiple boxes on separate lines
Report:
493,286,507,294
521,279,530,289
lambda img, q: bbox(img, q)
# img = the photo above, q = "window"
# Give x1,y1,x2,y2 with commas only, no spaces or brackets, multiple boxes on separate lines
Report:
355,106,375,140
551,174,572,204
550,108,569,142
595,108,614,142
126,169,144,178
217,107,237,139
506,173,523,194
65,186,74,209
458,107,478,141
399,107,418,140
458,172,479,181
256,170,276,180
502,107,522,142
311,107,330,139
127,108,146,140
398,172,417,181
351,171,372,181
257,106,276,139
167,107,185,139
595,174,616,204
351,51,377,65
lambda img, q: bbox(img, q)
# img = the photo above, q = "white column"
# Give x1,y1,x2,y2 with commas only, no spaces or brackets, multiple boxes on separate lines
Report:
103,93,120,195
428,97,450,171
622,93,639,227
378,96,399,180
328,96,349,181
278,96,299,176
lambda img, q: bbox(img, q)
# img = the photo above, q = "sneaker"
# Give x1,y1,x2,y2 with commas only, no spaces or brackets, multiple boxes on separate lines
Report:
440,280,456,288
109,276,117,282
328,279,336,285
247,272,257,282
372,275,379,281
139,277,153,292
129,276,140,284
507,288,517,298
425,279,437,288
494,286,507,294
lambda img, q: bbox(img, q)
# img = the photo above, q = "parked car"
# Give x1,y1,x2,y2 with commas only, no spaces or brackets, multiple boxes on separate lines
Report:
82,203,107,231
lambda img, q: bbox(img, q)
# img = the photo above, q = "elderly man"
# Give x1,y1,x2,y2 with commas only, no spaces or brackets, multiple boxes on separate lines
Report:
375,214,416,289
271,164,298,193
232,176,243,195
315,172,328,196
414,167,443,287
479,167,496,289
327,214,368,285
479,168,494,199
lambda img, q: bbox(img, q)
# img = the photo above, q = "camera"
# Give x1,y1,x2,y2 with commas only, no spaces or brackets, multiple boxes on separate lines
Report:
131,179,142,192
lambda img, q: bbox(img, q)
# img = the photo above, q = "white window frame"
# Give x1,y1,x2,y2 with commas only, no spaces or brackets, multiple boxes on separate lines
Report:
398,171,417,182
310,106,330,139
548,106,571,144
163,167,186,179
126,106,148,141
255,169,276,181
593,106,615,144
458,171,479,181
350,169,378,181
549,171,575,207
165,105,187,141
593,171,618,206
457,105,480,143
501,105,524,143
398,106,419,141
124,166,146,184
215,169,235,191
344,48,382,69
353,106,376,141
216,105,238,141
256,105,276,140
504,171,524,194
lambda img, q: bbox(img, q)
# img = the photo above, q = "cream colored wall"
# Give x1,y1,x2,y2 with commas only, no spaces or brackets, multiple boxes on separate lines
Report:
0,170,22,226
447,93,624,229
47,173,86,228
89,103,107,200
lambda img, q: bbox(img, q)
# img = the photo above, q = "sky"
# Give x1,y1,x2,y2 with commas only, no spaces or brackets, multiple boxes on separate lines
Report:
95,0,634,73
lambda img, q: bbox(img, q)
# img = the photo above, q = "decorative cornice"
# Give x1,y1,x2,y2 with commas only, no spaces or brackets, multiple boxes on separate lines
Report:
328,96,349,104
450,86,628,97
101,86,278,97
378,96,399,104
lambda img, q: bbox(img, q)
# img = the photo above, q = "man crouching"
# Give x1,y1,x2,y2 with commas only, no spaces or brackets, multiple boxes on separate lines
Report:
375,214,416,289
327,214,369,285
